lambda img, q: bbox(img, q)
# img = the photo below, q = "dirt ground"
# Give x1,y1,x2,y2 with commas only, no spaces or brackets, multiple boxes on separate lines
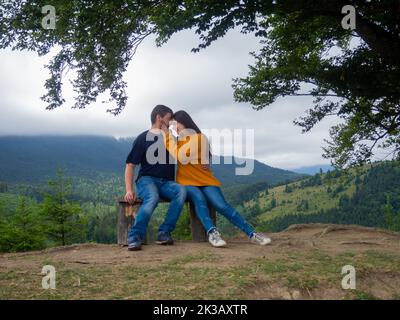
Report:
1,223,400,300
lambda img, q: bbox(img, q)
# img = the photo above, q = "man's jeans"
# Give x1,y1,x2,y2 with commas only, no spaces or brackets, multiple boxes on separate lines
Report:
186,185,254,237
128,176,187,243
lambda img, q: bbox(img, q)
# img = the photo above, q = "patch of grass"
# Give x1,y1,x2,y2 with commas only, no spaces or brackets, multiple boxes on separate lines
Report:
116,262,256,299
243,249,400,296
286,276,319,291
354,291,378,300
337,251,356,259
1,246,400,299
362,250,400,271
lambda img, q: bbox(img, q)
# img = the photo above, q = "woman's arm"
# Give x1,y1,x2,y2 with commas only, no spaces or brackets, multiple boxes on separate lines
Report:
163,131,179,160
163,132,209,165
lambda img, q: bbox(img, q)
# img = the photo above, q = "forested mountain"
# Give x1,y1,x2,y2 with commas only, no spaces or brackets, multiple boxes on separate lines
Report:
0,135,133,183
0,135,303,186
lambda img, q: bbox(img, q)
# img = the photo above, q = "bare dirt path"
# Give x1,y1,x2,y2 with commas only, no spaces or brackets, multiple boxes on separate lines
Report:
1,224,400,299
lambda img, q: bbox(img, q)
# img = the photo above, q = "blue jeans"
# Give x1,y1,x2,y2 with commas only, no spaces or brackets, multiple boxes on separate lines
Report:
128,176,187,243
186,185,254,237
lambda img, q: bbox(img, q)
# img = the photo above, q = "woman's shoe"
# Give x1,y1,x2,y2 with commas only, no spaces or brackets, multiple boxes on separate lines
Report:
250,233,271,245
208,229,227,247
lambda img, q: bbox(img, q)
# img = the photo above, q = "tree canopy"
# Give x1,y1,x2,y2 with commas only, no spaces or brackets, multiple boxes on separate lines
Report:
1,0,399,166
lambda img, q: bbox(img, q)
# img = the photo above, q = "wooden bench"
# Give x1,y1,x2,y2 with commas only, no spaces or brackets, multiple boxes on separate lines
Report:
117,198,217,245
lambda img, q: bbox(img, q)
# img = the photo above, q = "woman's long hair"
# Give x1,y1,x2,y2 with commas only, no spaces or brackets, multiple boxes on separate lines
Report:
172,110,212,163
172,110,202,134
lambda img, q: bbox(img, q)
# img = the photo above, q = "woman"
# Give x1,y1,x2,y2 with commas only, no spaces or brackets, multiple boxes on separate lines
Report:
162,110,271,247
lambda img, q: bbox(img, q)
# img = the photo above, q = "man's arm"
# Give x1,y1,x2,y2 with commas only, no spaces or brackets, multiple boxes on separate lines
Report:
124,163,136,203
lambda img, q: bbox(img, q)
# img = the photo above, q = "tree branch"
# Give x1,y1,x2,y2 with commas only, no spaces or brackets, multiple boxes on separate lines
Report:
355,11,400,67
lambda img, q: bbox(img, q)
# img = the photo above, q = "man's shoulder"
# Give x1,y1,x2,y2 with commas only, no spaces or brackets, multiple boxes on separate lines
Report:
133,130,165,147
137,130,150,138
133,130,150,142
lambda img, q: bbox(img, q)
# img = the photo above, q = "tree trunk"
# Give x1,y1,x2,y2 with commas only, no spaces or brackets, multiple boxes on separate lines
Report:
355,12,400,67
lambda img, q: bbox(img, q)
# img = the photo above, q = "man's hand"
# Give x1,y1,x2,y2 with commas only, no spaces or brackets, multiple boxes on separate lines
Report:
125,191,136,204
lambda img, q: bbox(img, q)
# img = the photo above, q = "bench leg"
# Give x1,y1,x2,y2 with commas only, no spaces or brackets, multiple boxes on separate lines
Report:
117,203,130,246
118,204,149,246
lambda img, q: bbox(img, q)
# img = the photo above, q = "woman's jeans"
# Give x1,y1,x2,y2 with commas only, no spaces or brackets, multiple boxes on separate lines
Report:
185,185,254,237
128,176,187,243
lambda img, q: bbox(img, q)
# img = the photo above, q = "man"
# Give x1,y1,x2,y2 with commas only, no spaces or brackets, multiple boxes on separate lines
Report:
124,105,187,251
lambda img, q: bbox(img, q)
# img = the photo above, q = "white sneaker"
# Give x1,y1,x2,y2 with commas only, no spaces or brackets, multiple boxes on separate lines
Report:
208,229,227,247
250,233,271,245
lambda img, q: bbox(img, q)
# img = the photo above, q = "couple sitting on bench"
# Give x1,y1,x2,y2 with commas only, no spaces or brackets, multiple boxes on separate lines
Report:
124,105,271,251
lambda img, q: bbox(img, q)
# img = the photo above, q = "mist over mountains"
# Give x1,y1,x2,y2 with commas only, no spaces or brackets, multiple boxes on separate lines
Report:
0,135,303,186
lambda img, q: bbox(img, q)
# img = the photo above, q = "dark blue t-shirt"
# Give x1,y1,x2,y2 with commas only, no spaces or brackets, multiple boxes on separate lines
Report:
126,130,175,181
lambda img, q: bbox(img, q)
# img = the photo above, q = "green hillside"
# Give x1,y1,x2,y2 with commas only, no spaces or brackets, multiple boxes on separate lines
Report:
243,161,400,232
246,165,370,222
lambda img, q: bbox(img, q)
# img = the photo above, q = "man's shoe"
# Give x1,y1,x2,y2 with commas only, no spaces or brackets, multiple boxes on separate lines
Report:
250,232,271,246
128,236,142,251
156,232,174,245
208,229,227,247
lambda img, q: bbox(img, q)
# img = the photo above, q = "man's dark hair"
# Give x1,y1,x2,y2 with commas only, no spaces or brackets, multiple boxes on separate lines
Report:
151,105,173,124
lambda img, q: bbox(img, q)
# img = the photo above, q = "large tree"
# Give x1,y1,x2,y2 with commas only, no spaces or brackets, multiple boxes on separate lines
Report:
1,0,399,166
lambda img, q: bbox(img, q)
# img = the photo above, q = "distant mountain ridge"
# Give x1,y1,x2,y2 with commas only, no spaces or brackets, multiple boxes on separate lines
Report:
0,135,303,186
291,165,334,175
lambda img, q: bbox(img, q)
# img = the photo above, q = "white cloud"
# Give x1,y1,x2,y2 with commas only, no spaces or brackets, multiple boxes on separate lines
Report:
0,28,336,169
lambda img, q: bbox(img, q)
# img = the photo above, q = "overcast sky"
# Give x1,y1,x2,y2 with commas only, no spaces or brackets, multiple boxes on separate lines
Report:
0,28,338,170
